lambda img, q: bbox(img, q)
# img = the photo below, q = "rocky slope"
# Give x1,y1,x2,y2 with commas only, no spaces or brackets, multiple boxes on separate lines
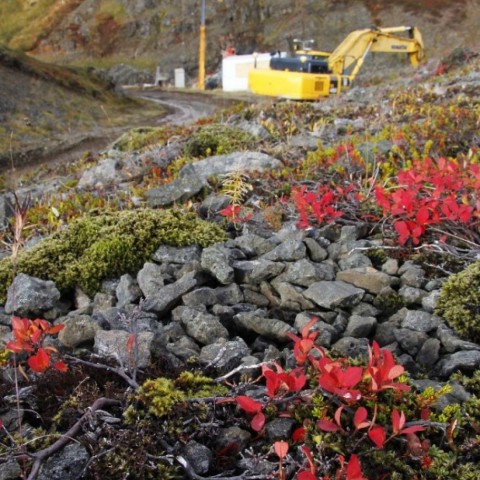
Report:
2,0,480,79
0,49,480,478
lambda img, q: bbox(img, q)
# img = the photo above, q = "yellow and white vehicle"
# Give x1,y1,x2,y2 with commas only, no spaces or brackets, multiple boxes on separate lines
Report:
248,26,425,100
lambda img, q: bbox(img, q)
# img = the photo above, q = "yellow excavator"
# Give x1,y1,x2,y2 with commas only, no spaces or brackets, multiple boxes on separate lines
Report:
248,26,425,100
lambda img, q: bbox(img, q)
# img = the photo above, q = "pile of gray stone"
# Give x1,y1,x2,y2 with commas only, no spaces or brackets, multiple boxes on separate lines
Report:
3,220,480,382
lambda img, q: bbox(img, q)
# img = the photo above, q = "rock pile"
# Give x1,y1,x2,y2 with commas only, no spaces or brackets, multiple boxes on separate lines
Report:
3,220,480,381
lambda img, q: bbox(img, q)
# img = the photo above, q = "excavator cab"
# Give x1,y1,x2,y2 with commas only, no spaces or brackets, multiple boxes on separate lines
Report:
270,38,330,74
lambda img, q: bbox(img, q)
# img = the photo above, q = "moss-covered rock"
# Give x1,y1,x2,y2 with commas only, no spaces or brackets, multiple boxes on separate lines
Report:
0,208,227,302
184,124,256,158
436,261,480,342
111,126,176,152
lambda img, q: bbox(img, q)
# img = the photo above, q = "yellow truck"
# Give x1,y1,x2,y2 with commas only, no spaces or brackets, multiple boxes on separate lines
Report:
248,26,425,100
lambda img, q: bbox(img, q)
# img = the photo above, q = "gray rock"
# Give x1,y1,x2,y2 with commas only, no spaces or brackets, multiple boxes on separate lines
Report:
182,440,213,475
436,324,480,353
351,302,380,317
116,274,142,307
167,335,200,361
183,284,244,307
173,306,229,345
242,288,270,307
58,314,100,348
303,280,364,309
400,266,427,288
233,233,276,257
137,262,165,297
416,338,441,368
94,329,154,368
303,237,328,261
92,292,116,312
201,245,234,285
273,282,315,311
374,320,402,346
421,290,441,312
332,337,370,360
435,350,480,378
294,313,338,347
336,267,392,294
153,244,201,264
234,310,295,342
146,151,281,206
199,337,251,371
401,310,441,333
0,459,21,480
398,285,427,305
215,426,252,452
78,158,119,189
265,418,296,440
233,259,285,284
143,271,198,314
37,443,89,480
344,315,377,338
337,253,372,271
261,239,306,261
393,328,429,355
382,258,399,275
5,273,60,316
275,258,335,287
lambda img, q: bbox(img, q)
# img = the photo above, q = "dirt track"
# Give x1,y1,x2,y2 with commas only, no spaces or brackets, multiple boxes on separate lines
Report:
4,89,251,180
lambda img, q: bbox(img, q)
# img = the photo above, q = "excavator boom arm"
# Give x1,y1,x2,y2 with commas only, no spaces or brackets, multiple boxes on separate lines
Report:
328,26,425,78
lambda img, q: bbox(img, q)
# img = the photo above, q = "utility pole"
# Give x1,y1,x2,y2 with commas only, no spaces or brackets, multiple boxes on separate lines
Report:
198,0,206,90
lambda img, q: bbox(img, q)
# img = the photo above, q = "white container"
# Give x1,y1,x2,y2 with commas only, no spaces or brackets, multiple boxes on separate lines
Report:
174,68,186,88
222,53,282,92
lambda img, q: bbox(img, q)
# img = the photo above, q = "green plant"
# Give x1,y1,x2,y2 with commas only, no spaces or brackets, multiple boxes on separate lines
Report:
231,318,461,479
436,261,480,341
184,124,256,158
0,208,227,301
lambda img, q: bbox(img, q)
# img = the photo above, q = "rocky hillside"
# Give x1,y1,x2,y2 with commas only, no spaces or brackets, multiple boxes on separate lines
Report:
1,0,479,79
0,44,480,479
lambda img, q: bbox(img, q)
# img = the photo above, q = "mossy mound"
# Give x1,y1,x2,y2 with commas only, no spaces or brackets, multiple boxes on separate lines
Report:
0,208,227,302
436,261,480,342
184,123,257,158
111,126,175,152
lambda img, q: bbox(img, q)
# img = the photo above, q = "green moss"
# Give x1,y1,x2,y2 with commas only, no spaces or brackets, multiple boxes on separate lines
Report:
373,288,405,315
0,208,226,302
111,126,172,152
184,124,256,158
125,371,227,424
174,371,228,398
127,377,187,420
436,261,480,342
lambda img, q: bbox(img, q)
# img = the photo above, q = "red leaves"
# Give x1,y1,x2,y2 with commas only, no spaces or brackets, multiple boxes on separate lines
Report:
263,363,306,397
368,426,387,448
27,348,50,373
6,317,66,374
235,395,265,432
316,358,363,402
345,454,366,480
391,409,425,436
232,320,426,479
286,316,325,365
274,440,289,460
291,185,345,229
365,341,410,393
373,157,480,245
